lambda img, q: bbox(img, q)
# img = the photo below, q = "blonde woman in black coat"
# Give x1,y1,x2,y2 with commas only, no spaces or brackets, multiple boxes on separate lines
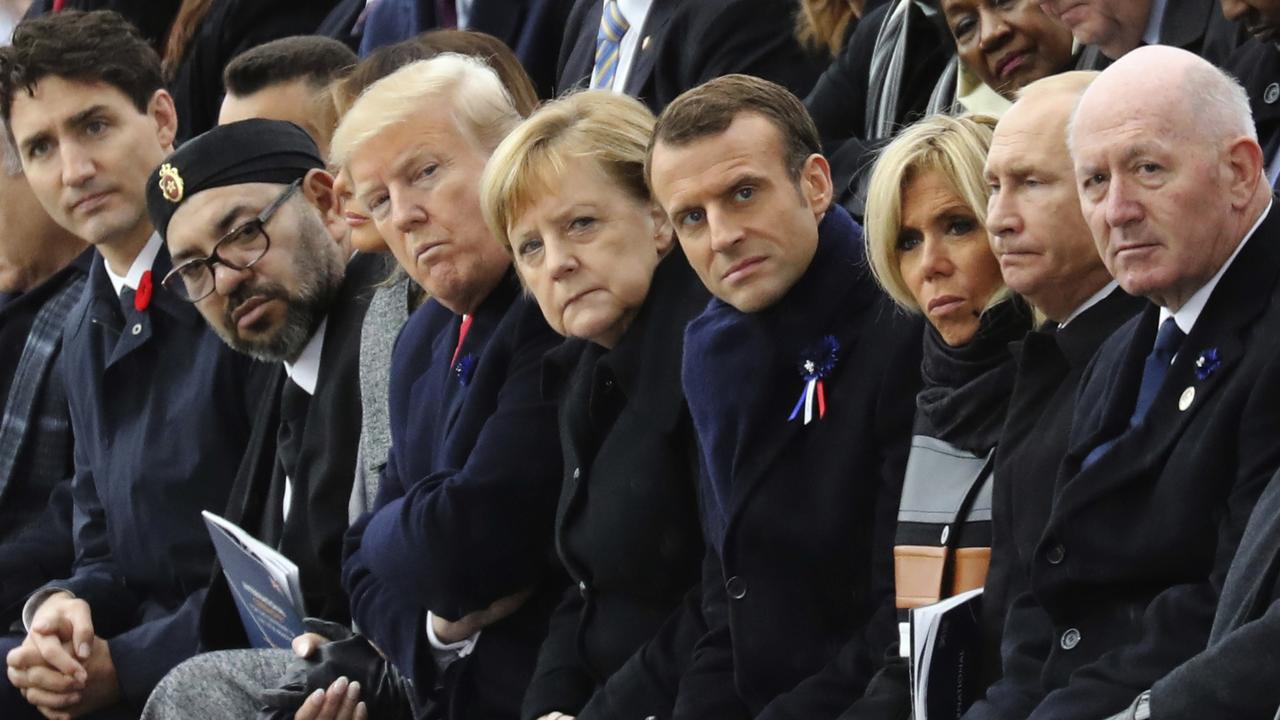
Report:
842,113,1031,719
481,90,708,720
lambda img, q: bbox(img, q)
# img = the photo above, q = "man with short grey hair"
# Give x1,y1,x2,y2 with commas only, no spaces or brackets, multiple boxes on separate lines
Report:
962,44,1280,720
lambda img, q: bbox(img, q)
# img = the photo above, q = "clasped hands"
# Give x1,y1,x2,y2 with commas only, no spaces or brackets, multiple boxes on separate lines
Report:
5,591,120,720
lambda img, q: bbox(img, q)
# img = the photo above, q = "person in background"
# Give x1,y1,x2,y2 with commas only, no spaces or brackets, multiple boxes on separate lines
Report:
841,112,1030,719
935,0,1076,110
1221,0,1280,185
163,0,342,143
218,35,357,159
556,0,826,113
0,10,266,718
0,121,89,630
646,74,922,719
964,45,1280,720
794,0,889,57
480,90,708,720
978,69,1143,698
1039,0,1242,65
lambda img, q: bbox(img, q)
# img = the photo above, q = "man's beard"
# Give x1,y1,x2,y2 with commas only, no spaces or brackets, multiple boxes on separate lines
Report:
214,230,344,363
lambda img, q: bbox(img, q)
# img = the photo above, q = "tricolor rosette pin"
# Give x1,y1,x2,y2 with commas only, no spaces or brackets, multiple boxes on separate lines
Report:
788,335,840,425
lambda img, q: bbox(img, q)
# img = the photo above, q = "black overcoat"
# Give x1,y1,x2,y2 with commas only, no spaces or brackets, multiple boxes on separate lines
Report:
980,287,1144,684
521,249,708,720
672,206,923,719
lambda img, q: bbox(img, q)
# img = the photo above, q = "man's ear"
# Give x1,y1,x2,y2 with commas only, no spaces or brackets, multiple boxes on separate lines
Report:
1224,136,1265,211
301,168,346,242
148,89,179,153
649,201,675,258
799,153,834,220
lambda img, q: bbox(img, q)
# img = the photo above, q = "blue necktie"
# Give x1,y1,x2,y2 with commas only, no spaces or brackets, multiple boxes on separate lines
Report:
592,0,629,90
1082,317,1185,468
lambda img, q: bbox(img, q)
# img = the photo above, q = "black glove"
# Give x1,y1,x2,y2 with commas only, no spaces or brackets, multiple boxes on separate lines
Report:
258,618,416,720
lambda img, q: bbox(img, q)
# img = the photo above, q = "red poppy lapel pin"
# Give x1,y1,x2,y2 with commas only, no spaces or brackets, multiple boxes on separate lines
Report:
134,270,153,312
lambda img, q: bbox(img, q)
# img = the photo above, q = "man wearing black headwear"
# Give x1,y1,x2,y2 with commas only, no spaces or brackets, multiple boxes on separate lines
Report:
144,118,383,652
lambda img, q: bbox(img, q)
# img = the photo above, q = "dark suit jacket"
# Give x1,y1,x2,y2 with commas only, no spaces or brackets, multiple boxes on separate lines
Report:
321,0,570,98
556,0,826,113
1148,460,1280,719
965,203,1280,720
979,288,1145,687
1076,0,1243,69
673,206,922,719
342,271,564,720
50,245,266,707
201,252,383,646
0,250,90,627
1227,39,1280,173
522,249,708,720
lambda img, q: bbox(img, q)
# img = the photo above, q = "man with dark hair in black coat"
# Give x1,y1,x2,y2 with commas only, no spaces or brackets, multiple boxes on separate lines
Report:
647,74,921,719
964,45,1280,720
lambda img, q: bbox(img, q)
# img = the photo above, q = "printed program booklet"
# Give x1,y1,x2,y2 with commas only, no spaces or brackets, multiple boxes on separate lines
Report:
909,587,984,720
202,510,306,649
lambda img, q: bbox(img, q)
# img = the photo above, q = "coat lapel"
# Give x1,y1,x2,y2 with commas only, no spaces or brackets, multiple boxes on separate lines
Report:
1059,204,1280,514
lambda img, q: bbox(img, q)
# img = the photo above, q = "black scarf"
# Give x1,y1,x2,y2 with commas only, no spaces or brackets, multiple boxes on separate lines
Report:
915,297,1031,454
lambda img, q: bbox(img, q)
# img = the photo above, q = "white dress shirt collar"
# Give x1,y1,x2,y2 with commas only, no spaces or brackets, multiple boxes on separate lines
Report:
283,318,328,396
104,232,164,298
1159,199,1272,335
1059,280,1120,329
1142,0,1169,45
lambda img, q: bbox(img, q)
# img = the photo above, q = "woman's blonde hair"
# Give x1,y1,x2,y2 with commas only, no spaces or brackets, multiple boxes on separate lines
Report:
864,113,998,311
480,90,656,250
329,54,523,170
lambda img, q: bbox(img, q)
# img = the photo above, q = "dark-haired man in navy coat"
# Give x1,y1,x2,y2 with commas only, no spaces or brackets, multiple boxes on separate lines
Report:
646,74,922,719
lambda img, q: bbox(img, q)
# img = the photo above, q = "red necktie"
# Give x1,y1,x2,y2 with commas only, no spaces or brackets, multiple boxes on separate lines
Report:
52,0,66,11
450,314,472,368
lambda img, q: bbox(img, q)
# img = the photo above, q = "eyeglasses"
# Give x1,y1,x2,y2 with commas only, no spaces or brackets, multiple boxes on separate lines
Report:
161,180,301,302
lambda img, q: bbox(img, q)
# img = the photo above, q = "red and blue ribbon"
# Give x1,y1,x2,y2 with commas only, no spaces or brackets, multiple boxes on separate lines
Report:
788,335,839,425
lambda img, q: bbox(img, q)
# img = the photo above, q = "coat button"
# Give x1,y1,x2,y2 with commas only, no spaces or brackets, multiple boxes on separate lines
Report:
1046,543,1065,565
1061,627,1081,650
725,576,747,600
578,580,588,597
1266,82,1279,104
131,323,143,336
572,467,580,480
